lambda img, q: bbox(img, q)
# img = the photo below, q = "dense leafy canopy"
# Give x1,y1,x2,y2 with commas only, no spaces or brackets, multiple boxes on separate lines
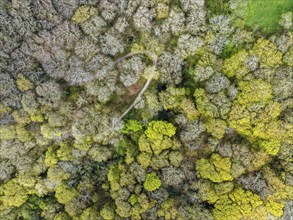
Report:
0,0,292,219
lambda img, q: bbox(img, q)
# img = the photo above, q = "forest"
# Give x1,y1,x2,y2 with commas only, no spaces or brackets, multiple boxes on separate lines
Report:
0,0,292,219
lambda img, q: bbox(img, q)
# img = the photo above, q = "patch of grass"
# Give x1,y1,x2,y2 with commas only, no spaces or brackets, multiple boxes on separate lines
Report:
245,0,293,33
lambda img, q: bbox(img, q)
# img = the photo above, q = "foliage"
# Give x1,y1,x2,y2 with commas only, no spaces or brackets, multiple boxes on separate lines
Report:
55,182,78,205
196,154,233,183
16,74,33,91
205,0,230,15
0,1,292,219
0,175,37,207
157,198,178,219
222,49,249,79
45,146,58,167
121,120,143,134
228,79,289,155
72,6,98,24
213,187,265,220
250,38,283,68
204,118,227,139
194,88,218,118
100,203,115,220
159,87,188,110
144,172,161,192
139,120,177,155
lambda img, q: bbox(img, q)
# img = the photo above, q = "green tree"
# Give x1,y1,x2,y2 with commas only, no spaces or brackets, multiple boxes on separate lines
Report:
55,182,78,205
196,154,233,183
139,121,177,155
228,79,289,155
144,172,161,192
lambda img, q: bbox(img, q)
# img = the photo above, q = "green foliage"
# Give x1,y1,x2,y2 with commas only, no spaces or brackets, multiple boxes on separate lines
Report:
12,110,31,125
80,206,101,220
20,196,42,220
222,49,249,79
250,38,283,68
194,88,218,118
180,98,199,121
48,113,66,127
72,6,98,24
168,151,184,167
237,79,272,106
1,1,292,219
121,120,143,134
143,172,161,192
257,138,281,156
128,194,137,206
0,125,31,142
131,193,156,218
245,0,293,33
262,167,293,210
194,180,234,204
283,46,293,66
223,39,283,80
159,87,188,110
266,200,285,218
116,139,137,164
0,103,10,117
158,198,178,219
196,154,233,183
88,145,112,163
100,203,115,220
40,124,63,139
57,142,72,161
228,79,287,155
30,112,44,122
54,212,71,220
145,121,176,139
0,125,16,140
0,175,37,208
107,164,122,192
115,198,132,218
47,165,70,183
16,126,32,142
137,152,152,169
220,41,238,59
150,151,170,170
138,121,177,155
156,3,169,19
205,0,230,15
213,187,265,220
55,182,78,205
16,74,33,91
45,146,58,167
73,140,92,151
204,118,227,139
121,120,144,143
139,34,165,57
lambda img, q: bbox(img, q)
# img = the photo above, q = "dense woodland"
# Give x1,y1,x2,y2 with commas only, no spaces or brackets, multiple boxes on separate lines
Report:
0,0,293,219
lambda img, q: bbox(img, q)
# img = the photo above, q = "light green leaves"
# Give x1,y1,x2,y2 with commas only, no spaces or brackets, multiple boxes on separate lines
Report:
196,154,233,183
144,172,161,192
